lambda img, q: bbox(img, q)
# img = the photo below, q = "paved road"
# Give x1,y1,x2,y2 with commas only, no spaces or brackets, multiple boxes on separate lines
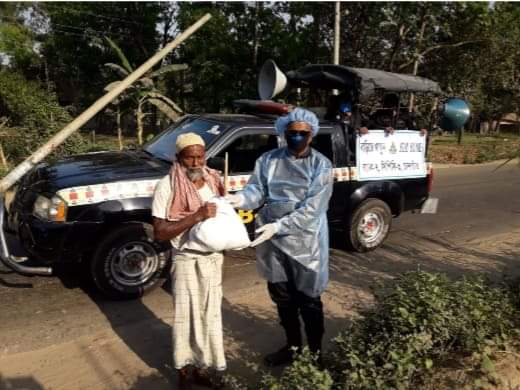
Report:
1,160,519,388
394,160,520,241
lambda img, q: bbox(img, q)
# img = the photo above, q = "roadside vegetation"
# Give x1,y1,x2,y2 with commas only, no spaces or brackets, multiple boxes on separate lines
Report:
227,271,520,390
429,133,520,164
0,71,88,171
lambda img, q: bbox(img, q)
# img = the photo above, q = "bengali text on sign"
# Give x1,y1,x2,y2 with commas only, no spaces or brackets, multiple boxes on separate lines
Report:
356,130,427,181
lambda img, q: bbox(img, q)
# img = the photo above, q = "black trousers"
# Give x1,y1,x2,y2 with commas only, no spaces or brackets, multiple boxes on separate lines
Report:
267,280,325,353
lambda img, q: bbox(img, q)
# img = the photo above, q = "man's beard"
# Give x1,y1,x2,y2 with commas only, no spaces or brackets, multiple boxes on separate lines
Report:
186,167,204,182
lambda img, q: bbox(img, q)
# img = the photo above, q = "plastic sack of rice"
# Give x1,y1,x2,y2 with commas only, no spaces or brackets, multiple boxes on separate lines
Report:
181,197,251,252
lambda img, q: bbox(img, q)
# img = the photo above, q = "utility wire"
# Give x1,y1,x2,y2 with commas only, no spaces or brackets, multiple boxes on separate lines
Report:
1,18,143,42
43,5,144,26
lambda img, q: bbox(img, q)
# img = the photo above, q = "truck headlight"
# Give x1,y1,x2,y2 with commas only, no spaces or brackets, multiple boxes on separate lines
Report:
33,195,68,222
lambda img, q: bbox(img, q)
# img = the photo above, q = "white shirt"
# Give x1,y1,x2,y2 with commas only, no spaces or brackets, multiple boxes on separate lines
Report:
152,175,215,250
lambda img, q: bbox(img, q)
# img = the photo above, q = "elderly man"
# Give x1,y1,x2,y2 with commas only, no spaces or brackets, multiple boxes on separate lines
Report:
152,132,226,389
227,108,334,366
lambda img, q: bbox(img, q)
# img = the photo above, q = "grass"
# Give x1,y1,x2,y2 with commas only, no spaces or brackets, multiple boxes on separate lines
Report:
428,132,520,164
79,132,520,166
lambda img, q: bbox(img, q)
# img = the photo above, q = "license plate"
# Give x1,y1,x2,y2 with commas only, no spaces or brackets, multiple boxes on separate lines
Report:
421,198,439,214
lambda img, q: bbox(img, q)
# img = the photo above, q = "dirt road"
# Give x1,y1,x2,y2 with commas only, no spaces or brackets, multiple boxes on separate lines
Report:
1,161,519,389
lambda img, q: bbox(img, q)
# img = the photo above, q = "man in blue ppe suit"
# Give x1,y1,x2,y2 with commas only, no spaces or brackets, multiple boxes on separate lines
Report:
226,107,334,366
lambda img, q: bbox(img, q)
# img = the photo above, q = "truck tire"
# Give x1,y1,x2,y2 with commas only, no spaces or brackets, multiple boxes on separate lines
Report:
91,223,171,300
347,198,392,252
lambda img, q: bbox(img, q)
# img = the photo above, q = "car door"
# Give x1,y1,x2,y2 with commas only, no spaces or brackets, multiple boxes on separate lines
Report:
207,127,279,227
310,126,348,226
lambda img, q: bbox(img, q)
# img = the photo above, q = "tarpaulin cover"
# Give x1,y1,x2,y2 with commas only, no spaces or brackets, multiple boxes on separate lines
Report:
286,64,442,100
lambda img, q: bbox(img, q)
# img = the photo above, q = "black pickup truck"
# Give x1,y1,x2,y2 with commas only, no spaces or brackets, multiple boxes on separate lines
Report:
2,64,461,299
2,112,432,298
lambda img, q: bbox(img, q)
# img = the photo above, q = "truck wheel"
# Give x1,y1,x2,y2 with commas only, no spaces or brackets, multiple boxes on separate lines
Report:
347,198,392,252
91,223,171,300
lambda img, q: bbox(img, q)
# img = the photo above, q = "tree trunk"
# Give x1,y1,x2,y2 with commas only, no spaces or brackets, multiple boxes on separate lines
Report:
0,142,8,170
137,101,145,145
310,5,322,63
485,120,493,135
409,15,428,112
252,2,262,68
389,24,407,72
117,108,123,150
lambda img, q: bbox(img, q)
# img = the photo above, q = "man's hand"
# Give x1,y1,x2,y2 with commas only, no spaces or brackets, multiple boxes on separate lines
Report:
420,128,428,136
250,223,278,247
196,202,217,222
225,193,244,208
358,126,369,135
385,126,395,134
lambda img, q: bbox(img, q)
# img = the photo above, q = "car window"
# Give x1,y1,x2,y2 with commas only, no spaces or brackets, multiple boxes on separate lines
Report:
144,118,227,162
216,133,278,174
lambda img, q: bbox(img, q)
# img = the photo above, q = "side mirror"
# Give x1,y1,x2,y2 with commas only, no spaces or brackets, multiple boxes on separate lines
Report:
207,156,225,172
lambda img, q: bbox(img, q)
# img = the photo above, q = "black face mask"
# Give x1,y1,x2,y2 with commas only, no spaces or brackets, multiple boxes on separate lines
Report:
286,132,309,151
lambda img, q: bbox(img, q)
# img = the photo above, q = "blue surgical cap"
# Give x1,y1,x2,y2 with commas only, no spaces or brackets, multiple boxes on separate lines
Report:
339,102,352,113
275,107,320,136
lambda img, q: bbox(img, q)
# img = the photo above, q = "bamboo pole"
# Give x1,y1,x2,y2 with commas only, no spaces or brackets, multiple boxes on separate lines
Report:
332,1,341,96
0,118,9,170
333,1,340,65
223,152,229,195
0,13,212,193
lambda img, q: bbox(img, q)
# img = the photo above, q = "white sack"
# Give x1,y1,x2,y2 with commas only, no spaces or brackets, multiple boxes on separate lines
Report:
181,197,251,252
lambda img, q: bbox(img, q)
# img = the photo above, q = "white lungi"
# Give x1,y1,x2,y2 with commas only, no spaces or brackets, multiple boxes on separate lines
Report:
172,251,226,370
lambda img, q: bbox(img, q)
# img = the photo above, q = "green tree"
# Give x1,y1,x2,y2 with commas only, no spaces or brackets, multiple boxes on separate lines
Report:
0,70,86,163
103,37,186,145
40,2,162,113
0,3,42,73
423,2,520,133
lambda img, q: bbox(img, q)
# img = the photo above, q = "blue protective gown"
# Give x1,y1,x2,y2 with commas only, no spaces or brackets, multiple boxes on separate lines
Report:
238,147,334,297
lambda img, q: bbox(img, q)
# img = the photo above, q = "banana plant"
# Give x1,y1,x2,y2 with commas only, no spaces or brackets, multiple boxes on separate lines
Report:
103,37,188,145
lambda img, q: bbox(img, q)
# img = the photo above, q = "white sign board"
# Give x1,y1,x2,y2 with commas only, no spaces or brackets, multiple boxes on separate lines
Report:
356,130,427,181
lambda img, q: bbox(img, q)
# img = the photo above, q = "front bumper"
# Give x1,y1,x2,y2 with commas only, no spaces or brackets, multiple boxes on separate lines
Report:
0,196,53,275
10,208,103,265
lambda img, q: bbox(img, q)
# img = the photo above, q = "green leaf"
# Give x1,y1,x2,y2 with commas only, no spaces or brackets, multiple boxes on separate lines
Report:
480,354,495,373
398,307,409,318
148,63,189,78
105,37,133,73
136,77,154,90
389,351,399,360
104,63,129,78
147,98,180,121
425,358,433,370
145,92,183,113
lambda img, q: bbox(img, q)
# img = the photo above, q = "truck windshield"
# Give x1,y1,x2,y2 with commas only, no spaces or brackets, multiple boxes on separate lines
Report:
143,118,226,162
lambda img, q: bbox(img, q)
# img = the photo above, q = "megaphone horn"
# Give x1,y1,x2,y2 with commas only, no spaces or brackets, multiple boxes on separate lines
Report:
438,98,471,131
258,60,289,100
